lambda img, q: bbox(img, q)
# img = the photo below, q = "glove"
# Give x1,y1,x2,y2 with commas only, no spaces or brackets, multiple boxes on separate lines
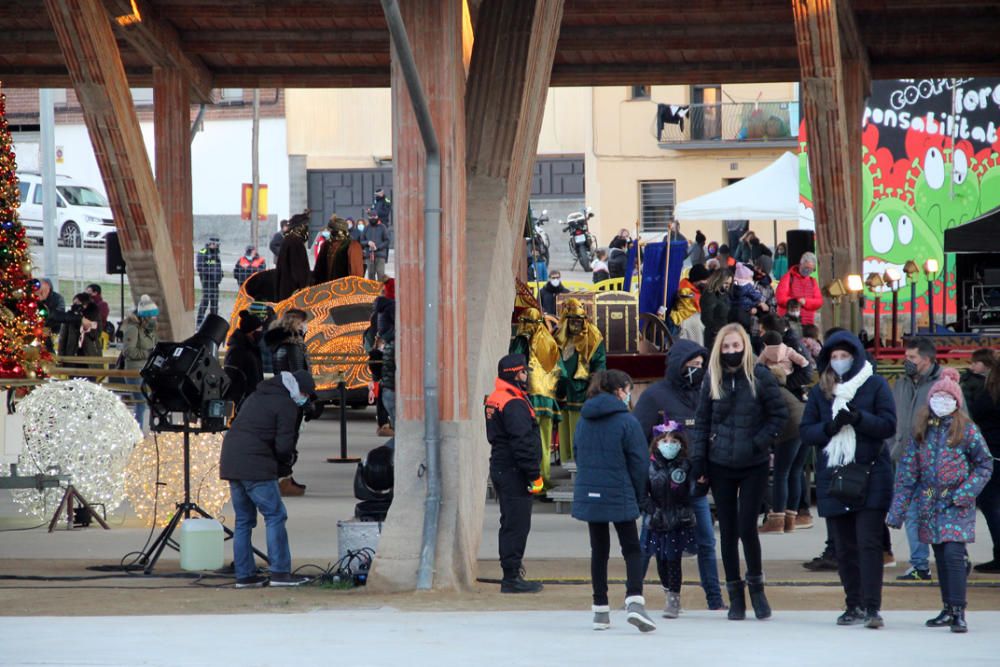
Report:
833,409,854,429
656,305,667,318
846,406,862,426
527,476,544,495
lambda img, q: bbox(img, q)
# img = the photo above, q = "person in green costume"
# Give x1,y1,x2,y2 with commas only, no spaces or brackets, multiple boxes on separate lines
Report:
555,298,606,464
510,307,561,487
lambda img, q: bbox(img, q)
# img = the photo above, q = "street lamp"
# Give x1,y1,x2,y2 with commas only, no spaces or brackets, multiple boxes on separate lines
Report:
904,260,920,334
883,267,902,346
924,258,939,334
866,272,885,355
846,274,864,334
823,278,846,328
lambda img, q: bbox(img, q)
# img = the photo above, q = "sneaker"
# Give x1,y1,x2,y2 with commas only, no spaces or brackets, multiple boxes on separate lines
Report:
863,609,884,629
269,572,311,587
803,553,838,572
235,575,268,589
625,595,657,632
592,605,611,631
836,606,866,626
883,552,897,568
896,567,931,581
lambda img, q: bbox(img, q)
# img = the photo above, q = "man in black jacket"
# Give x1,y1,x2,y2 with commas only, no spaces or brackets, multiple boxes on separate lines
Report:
362,213,391,281
219,369,315,588
539,271,569,316
224,310,264,409
485,353,544,594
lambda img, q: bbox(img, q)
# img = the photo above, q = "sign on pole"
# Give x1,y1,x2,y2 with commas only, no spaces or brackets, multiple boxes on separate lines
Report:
240,183,268,221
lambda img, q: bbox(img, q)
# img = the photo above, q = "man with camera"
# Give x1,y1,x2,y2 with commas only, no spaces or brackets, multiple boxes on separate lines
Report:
219,369,317,588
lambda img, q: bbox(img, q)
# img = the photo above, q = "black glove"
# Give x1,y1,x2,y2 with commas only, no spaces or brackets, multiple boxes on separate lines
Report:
824,420,841,438
833,409,854,429
846,406,863,426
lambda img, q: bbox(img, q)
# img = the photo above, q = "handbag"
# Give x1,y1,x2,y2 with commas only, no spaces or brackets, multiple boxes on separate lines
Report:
828,462,873,505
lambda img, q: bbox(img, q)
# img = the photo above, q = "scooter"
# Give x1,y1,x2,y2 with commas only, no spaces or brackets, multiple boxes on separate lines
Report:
562,207,597,272
531,209,551,266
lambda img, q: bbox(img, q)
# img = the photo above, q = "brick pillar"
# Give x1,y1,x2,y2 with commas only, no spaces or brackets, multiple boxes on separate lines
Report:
44,0,187,338
154,67,195,312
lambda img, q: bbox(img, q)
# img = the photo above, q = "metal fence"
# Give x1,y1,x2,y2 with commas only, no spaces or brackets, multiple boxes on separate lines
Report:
655,101,799,144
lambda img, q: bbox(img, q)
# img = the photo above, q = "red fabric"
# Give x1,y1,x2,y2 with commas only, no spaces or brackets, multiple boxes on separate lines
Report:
775,265,823,325
383,278,395,300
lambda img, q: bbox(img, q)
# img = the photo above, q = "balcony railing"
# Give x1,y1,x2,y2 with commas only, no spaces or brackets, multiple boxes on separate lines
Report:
654,101,799,146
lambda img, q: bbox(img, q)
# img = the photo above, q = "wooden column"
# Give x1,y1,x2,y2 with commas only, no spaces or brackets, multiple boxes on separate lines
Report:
792,0,869,329
154,68,194,311
43,0,187,338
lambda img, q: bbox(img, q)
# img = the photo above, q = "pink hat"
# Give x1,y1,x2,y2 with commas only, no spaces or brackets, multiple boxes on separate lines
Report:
734,263,753,285
939,366,960,383
928,377,964,410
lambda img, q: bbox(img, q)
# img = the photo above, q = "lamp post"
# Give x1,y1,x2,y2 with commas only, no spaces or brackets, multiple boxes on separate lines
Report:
846,274,864,335
904,260,920,335
866,272,885,355
823,278,846,329
883,267,902,346
924,258,939,335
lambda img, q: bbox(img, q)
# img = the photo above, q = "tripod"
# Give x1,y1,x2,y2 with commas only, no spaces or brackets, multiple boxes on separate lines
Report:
137,414,268,575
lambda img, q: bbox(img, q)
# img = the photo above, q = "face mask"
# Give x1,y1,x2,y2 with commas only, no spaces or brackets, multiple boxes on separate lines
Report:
721,351,743,368
787,313,800,322
684,366,705,388
550,279,561,287
622,391,632,407
903,360,920,377
658,440,682,460
357,223,365,232
800,268,813,277
830,357,853,377
929,394,957,417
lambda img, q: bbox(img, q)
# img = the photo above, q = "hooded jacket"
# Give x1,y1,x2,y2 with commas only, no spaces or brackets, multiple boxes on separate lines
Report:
571,393,649,523
224,329,264,405
121,312,158,370
485,378,541,480
632,339,707,441
800,331,897,517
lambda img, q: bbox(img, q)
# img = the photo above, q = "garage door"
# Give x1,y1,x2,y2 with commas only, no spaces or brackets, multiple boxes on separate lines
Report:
306,169,393,237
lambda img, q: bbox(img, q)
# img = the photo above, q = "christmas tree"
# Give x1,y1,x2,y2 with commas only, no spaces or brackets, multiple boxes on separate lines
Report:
0,88,49,379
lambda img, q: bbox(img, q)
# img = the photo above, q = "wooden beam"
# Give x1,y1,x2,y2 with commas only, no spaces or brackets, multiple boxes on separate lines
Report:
550,62,802,86
106,0,214,103
44,0,188,339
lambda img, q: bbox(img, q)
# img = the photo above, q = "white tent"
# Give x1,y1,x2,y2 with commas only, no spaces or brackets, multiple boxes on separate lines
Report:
673,151,813,229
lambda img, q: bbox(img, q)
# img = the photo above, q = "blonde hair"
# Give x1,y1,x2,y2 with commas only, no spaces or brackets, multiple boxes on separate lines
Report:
708,323,756,400
913,406,971,449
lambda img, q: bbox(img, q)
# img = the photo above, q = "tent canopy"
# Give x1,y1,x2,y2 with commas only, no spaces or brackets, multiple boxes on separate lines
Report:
944,206,1000,253
673,151,810,226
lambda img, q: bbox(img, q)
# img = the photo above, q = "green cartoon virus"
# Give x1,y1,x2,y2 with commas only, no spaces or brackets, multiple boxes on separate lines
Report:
863,188,942,303
798,142,812,205
861,144,879,216
975,152,1000,214
908,145,981,235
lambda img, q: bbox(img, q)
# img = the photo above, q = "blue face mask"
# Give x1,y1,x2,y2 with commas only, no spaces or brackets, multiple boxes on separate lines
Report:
623,391,632,407
658,440,682,460
830,357,853,377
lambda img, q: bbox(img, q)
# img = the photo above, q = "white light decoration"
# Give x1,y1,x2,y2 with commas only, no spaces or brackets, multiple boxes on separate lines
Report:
10,380,141,520
124,432,229,528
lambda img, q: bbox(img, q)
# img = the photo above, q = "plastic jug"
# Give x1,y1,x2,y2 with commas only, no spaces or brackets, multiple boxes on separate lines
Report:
179,518,224,571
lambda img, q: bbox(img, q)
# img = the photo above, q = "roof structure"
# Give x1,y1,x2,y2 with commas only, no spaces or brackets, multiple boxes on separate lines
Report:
2,0,999,95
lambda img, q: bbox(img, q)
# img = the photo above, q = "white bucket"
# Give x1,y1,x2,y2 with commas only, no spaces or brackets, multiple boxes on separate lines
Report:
179,518,224,571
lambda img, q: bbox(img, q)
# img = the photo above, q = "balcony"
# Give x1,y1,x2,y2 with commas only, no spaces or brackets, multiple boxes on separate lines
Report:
654,101,799,149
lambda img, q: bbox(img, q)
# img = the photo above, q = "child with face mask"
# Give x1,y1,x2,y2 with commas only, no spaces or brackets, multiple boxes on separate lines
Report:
642,422,706,619
887,376,993,633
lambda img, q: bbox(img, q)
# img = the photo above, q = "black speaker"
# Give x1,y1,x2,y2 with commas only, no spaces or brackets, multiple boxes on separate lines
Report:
785,229,815,268
105,231,126,274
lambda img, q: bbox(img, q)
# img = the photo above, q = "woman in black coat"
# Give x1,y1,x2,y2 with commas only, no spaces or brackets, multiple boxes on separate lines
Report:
264,309,310,375
799,331,896,629
699,268,732,352
690,323,787,620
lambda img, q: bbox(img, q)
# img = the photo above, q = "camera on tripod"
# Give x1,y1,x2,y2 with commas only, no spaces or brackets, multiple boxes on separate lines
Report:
140,314,234,433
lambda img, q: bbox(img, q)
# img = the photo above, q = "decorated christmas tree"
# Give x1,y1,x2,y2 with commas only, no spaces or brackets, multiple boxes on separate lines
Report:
0,87,49,379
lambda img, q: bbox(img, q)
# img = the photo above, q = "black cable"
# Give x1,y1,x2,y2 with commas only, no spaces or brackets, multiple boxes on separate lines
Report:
117,433,163,573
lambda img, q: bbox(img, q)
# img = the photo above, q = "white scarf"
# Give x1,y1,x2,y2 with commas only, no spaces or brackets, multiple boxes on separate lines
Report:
823,361,874,467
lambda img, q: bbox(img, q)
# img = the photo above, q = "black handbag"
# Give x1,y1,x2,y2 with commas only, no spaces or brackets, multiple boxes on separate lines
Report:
828,462,873,505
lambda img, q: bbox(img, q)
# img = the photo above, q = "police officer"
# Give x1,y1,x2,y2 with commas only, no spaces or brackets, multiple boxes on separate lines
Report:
196,236,224,327
485,353,544,594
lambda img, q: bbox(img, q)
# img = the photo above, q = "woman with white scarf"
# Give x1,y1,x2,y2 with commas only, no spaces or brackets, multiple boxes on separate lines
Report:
800,331,897,629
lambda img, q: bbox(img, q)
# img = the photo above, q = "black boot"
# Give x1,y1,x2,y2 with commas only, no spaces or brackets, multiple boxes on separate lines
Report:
746,574,772,620
500,568,543,594
973,548,1000,573
726,580,746,621
925,607,954,627
950,605,968,633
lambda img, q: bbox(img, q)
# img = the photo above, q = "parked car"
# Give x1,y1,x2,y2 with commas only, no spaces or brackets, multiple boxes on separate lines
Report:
16,172,115,246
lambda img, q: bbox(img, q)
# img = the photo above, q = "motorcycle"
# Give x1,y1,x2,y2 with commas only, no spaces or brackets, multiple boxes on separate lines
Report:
562,207,597,272
530,209,551,265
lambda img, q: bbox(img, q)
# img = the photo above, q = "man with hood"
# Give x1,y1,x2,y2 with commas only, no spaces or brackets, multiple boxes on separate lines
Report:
313,214,365,284
485,353,544,593
220,369,316,588
275,212,312,301
224,309,265,409
632,339,725,610
556,298,606,464
509,307,561,488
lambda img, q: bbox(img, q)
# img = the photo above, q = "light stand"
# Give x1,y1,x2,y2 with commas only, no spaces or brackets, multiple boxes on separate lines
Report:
866,272,884,356
823,278,846,329
904,260,920,335
327,373,360,464
924,258,939,335
884,267,902,346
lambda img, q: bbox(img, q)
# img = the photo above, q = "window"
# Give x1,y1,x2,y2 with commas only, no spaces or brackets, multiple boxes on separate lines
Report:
33,185,43,205
691,84,722,140
630,85,651,101
639,181,675,233
131,88,154,105
219,88,244,103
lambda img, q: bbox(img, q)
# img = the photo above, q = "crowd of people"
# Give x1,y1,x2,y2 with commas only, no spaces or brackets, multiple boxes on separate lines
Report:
488,224,999,636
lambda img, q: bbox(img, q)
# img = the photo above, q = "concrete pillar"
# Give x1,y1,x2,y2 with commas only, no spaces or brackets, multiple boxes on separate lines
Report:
153,67,195,312
43,0,188,338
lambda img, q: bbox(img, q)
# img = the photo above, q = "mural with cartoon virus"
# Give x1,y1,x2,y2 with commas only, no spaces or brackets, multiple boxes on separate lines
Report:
800,78,1000,319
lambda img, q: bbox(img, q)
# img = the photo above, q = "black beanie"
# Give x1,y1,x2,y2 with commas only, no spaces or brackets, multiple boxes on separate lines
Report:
238,309,262,334
688,264,711,283
498,354,527,383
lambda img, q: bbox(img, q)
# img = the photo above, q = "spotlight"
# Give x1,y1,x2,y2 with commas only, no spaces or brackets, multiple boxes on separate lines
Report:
846,274,864,293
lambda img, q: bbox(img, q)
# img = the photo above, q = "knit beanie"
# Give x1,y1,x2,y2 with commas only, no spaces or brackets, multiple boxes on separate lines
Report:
688,264,711,283
136,294,158,317
928,377,963,410
734,262,753,285
939,366,960,383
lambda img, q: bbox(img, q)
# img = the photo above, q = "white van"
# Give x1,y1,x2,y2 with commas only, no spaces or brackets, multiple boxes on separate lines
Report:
16,172,115,246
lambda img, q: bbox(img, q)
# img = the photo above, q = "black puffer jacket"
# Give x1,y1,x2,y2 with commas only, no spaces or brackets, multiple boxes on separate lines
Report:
632,339,707,440
690,363,788,470
644,454,701,532
264,326,309,374
219,373,315,481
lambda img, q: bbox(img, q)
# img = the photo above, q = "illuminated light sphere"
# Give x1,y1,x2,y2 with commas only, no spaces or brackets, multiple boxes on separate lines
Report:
125,431,229,528
10,380,142,520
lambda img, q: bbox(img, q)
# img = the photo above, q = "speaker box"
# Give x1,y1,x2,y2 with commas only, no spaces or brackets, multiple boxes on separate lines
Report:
785,229,815,268
105,231,126,274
